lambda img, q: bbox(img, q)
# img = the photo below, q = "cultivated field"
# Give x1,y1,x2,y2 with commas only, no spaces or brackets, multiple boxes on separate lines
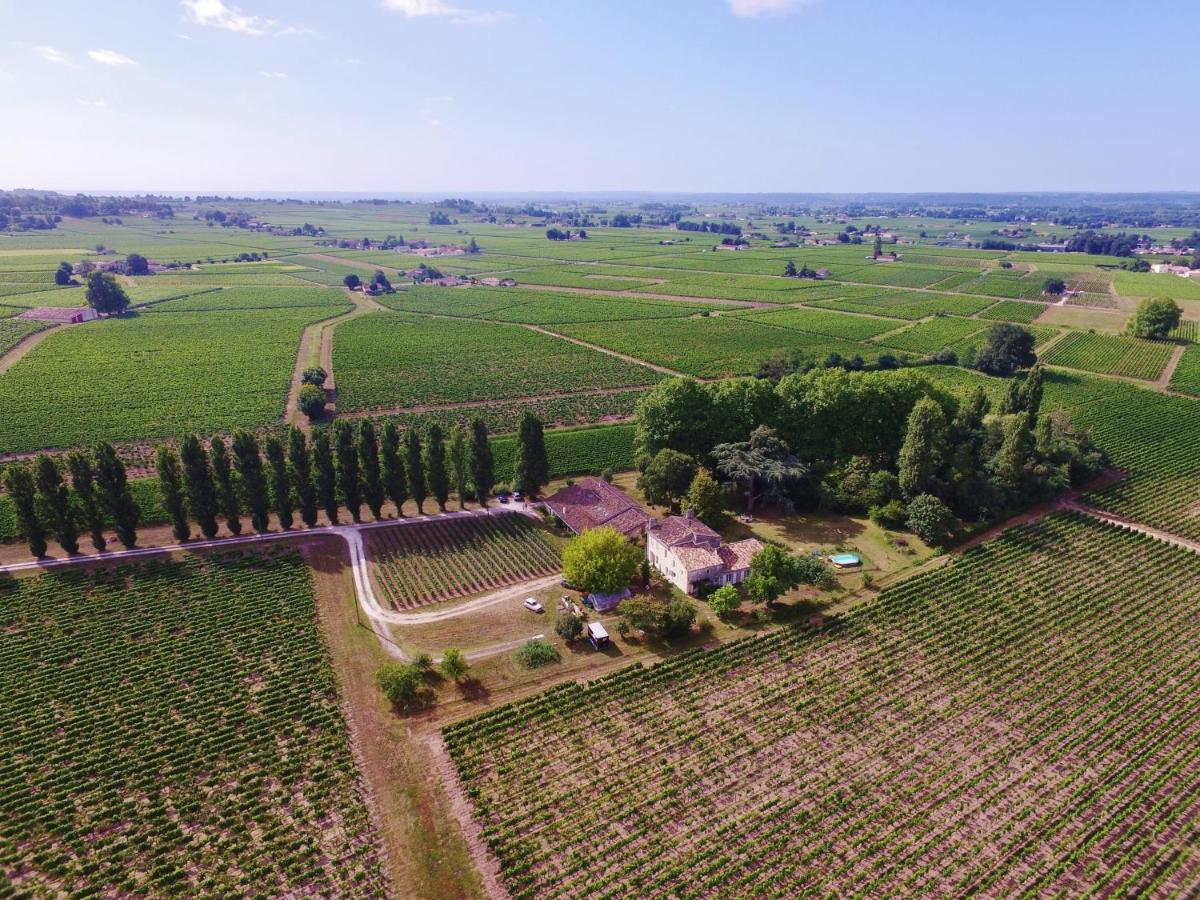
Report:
0,551,385,896
447,514,1200,898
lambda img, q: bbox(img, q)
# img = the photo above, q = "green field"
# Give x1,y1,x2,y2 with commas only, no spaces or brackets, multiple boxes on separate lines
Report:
447,513,1200,897
0,551,385,896
1169,344,1200,395
333,311,661,412
377,285,716,323
1042,331,1175,381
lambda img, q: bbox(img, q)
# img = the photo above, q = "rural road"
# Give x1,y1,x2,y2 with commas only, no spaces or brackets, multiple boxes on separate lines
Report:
0,506,553,664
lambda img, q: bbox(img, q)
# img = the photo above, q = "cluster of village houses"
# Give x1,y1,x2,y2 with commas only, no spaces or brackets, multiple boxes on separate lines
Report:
542,476,764,602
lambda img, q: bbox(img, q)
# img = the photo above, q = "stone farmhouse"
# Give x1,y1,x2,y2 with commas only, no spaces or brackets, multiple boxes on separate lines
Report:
646,512,763,595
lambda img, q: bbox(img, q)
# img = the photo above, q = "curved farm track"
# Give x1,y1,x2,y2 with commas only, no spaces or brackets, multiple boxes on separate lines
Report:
0,323,61,375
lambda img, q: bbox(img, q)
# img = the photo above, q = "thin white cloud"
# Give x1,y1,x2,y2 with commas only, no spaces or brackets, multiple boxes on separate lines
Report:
259,70,287,79
726,0,819,17
76,98,108,108
88,49,138,66
182,0,311,36
34,45,72,66
381,0,511,26
342,57,366,66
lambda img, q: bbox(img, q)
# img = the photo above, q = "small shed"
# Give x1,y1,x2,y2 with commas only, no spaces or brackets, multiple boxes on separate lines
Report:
586,588,630,613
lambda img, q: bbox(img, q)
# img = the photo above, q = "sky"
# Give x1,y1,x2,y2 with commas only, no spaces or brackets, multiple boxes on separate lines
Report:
1,0,1196,195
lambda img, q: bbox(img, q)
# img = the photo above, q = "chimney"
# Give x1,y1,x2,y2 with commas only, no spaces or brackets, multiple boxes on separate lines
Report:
684,510,696,521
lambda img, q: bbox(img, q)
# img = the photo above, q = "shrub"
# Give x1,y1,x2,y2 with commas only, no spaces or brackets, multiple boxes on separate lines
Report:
708,585,742,618
906,494,955,545
555,612,584,643
301,366,328,387
439,648,469,682
515,639,561,668
375,663,425,707
870,499,908,529
298,384,326,419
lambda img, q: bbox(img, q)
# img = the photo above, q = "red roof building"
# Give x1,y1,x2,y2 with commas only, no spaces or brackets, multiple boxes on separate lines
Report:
542,477,652,540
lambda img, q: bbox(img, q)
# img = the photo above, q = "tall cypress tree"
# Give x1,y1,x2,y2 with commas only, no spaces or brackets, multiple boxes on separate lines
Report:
1020,364,1045,423
265,436,294,530
180,434,219,538
898,397,948,500
425,423,450,512
210,436,242,536
381,422,408,517
94,442,139,548
470,418,495,509
67,450,106,551
232,430,270,532
156,445,190,542
405,428,426,514
313,429,339,525
4,464,47,558
449,425,469,510
359,420,386,519
513,411,549,499
335,421,363,523
34,454,79,554
288,428,318,528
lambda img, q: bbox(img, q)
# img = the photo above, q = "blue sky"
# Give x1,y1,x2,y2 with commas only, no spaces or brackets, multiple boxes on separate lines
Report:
1,0,1196,194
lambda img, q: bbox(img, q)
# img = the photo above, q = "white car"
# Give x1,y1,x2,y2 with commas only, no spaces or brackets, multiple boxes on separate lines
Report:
523,597,545,613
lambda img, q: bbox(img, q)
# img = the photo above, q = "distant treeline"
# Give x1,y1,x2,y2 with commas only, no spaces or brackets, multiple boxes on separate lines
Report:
676,220,743,236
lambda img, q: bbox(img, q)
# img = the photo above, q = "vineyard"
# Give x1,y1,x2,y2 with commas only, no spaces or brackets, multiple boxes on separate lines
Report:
1169,344,1200,395
1042,331,1175,381
333,311,661,412
0,551,385,897
977,299,1047,323
367,514,560,609
0,317,47,356
805,290,993,320
737,305,906,341
446,513,1200,898
378,285,717,324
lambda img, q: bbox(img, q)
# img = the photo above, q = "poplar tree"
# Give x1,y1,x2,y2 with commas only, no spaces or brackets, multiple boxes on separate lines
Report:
265,436,294,530
359,420,386,519
898,397,948,500
288,428,318,528
424,423,450,512
513,412,549,498
448,425,469,509
232,431,270,532
381,422,408,516
94,442,139,548
313,429,339,525
335,421,363,523
3,464,47,558
470,418,495,508
35,454,79,554
405,428,426,514
156,445,190,542
210,436,242,536
67,451,106,551
180,434,219,538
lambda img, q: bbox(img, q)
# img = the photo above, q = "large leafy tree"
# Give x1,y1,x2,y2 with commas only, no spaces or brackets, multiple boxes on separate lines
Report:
67,451,106,551
425,424,450,512
209,436,242,536
906,493,955,545
638,449,697,511
335,421,362,523
405,428,426,514
156,445,190,542
513,412,549,498
288,428,318,527
264,436,294,530
561,526,642,595
3,464,46,558
634,377,715,459
744,544,797,604
232,430,270,532
94,442,139,548
684,469,726,526
973,324,1037,376
469,419,495,508
381,423,407,516
1129,297,1182,339
712,426,807,513
359,420,386,519
180,434,219,538
85,271,129,314
34,454,78,554
312,429,339,525
898,396,949,500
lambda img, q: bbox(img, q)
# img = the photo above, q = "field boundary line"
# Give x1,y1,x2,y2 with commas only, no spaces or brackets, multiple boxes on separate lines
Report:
0,322,61,375
523,323,690,377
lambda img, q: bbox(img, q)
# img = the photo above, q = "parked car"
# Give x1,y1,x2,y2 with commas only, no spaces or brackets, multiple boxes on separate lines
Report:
513,491,524,502
498,492,511,504
523,597,544,613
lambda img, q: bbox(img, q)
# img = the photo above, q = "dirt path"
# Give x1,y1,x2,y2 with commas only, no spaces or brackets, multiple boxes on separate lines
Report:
1157,343,1187,391
388,574,562,625
1062,500,1200,555
0,323,61,375
523,324,689,377
284,287,387,428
